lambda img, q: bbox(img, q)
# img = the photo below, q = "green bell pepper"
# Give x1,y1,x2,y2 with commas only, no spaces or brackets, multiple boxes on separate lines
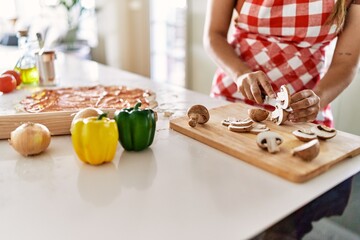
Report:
114,102,156,151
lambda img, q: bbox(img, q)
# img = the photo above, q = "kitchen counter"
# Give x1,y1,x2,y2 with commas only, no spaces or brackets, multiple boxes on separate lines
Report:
1,49,360,239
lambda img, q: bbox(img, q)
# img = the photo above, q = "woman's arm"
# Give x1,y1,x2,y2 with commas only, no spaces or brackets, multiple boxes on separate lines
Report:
203,0,248,81
203,0,276,103
314,4,360,109
289,5,360,123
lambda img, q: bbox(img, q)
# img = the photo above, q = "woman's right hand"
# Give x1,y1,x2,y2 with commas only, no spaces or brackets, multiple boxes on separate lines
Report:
236,71,276,104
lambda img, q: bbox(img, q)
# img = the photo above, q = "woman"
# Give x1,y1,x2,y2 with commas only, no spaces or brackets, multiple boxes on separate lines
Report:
204,0,360,127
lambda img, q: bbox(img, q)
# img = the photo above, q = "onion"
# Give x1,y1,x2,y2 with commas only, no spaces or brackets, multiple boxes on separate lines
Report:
71,107,103,128
9,122,51,156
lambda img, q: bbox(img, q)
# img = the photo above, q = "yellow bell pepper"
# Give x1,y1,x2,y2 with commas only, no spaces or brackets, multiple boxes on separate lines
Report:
71,113,119,165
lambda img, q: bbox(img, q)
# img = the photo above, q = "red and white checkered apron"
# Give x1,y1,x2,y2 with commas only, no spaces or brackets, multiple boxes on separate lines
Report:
210,0,339,127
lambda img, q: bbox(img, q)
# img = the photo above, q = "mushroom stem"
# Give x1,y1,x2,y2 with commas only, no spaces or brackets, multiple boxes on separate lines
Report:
188,113,199,127
256,131,283,154
267,139,281,153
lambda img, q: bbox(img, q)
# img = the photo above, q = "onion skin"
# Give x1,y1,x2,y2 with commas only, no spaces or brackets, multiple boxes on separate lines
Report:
9,122,51,157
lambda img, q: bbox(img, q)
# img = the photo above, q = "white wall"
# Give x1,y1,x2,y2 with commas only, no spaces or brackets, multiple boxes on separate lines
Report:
93,0,150,77
332,70,360,135
186,0,216,95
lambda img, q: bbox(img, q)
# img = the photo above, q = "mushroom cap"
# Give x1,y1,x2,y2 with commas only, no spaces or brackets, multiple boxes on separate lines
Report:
256,131,283,153
187,104,210,127
292,139,320,162
248,108,270,122
292,129,317,142
311,125,337,140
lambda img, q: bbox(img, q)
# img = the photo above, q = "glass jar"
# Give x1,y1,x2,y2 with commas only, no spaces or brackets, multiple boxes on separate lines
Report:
14,30,39,86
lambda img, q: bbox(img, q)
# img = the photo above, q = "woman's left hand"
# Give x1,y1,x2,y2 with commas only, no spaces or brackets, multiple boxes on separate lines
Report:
288,90,320,123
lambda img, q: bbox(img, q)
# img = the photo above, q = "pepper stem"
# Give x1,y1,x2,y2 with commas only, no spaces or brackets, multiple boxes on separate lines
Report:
97,112,108,120
134,102,142,110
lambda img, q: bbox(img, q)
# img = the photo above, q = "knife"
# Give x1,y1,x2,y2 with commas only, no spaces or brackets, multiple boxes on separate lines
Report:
242,98,276,112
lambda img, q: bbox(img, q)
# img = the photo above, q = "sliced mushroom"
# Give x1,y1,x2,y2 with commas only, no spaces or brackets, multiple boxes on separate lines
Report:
310,125,337,140
292,129,317,142
292,139,320,162
276,85,291,109
229,118,254,127
187,104,210,127
250,123,270,134
221,119,232,127
221,118,252,127
248,108,270,122
256,131,283,153
271,104,289,125
228,124,253,133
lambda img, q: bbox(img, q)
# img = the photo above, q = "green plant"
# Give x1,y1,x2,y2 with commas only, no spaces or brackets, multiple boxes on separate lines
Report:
58,0,84,48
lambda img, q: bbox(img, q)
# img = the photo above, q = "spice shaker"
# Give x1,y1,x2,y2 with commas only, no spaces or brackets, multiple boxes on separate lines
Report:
36,50,57,86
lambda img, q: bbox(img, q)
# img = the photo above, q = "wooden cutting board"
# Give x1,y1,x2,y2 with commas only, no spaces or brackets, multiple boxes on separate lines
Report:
169,103,360,183
0,110,116,140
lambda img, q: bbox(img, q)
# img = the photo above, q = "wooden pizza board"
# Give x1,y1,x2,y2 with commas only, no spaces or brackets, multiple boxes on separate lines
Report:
0,110,116,140
169,103,360,183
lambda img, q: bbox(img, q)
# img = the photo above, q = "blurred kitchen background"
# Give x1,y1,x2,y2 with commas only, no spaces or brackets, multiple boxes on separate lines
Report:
0,0,359,137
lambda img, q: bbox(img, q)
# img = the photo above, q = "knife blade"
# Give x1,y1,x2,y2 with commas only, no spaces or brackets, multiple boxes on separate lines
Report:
242,98,276,112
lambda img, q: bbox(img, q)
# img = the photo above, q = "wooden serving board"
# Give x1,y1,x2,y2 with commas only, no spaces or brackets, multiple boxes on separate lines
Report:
0,110,116,140
169,103,360,183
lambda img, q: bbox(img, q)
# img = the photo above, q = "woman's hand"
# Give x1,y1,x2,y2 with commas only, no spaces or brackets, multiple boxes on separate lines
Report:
289,90,320,123
236,71,276,104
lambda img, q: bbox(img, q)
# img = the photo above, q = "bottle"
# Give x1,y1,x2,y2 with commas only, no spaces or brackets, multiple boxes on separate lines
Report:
14,30,39,86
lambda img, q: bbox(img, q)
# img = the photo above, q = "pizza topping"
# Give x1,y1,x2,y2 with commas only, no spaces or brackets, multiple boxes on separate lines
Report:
19,85,156,113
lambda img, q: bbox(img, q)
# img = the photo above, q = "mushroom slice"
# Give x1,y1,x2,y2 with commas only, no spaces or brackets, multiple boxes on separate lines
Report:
271,104,289,125
248,108,270,122
250,123,270,134
228,124,253,133
229,118,254,127
221,118,252,127
276,85,291,109
256,131,283,153
292,129,317,142
187,104,210,127
221,119,232,127
292,139,320,162
310,125,337,140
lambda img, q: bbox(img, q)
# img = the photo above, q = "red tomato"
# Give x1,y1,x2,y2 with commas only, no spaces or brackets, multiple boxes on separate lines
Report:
0,74,17,93
3,70,22,86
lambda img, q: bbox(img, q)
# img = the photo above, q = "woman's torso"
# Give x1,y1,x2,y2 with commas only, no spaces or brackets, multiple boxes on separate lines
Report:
232,0,339,93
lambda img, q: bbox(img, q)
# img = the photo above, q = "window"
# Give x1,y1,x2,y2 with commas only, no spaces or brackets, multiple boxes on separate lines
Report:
150,0,187,87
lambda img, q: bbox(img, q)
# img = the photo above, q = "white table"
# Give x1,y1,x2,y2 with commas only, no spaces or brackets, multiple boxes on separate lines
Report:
1,48,360,240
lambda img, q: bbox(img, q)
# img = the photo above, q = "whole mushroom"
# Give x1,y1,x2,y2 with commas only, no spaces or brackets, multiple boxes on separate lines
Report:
187,104,210,127
248,108,270,122
256,131,283,153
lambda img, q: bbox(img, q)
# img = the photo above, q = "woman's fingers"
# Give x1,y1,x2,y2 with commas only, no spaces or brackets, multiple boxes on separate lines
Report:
290,90,319,109
289,90,320,122
236,71,275,103
289,106,318,122
256,71,276,99
238,76,321,123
